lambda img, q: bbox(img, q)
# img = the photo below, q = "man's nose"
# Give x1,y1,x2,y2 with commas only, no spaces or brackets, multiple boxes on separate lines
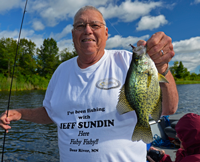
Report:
84,24,93,34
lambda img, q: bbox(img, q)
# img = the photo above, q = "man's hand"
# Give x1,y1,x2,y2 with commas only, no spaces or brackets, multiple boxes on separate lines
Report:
147,146,165,162
137,31,175,74
0,110,22,133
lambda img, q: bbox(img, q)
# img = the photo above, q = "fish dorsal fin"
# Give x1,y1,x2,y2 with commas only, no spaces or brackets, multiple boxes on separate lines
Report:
116,85,133,115
158,73,169,83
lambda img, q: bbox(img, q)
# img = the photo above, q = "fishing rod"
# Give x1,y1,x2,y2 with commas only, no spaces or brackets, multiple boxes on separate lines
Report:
1,0,28,161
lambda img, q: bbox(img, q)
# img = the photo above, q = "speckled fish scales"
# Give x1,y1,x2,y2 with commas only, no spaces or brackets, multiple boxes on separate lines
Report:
116,45,168,144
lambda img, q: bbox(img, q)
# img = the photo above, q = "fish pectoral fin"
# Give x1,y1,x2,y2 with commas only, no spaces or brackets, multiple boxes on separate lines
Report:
116,85,133,115
131,125,153,144
142,69,149,74
158,73,169,83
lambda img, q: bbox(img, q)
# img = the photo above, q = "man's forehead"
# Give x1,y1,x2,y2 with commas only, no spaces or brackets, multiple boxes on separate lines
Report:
74,9,103,22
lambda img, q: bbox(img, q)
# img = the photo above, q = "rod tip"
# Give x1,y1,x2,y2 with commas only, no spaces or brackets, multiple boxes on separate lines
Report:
129,44,135,49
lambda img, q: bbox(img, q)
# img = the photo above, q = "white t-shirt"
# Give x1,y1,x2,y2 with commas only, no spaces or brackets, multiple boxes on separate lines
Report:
43,49,147,162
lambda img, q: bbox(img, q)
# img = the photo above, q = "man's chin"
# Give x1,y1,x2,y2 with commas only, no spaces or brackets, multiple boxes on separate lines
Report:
80,48,96,55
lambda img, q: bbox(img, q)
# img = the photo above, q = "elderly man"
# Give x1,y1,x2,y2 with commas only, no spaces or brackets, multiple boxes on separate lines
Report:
0,6,178,162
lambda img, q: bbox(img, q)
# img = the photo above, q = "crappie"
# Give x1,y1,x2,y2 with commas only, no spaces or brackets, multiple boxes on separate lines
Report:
116,45,168,143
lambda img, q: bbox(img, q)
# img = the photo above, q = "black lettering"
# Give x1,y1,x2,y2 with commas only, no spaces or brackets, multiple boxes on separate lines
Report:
84,122,90,128
60,122,76,129
91,149,98,152
97,120,103,127
75,110,86,114
78,131,89,136
71,122,76,129
70,148,77,152
78,122,83,128
90,121,96,128
77,120,114,129
108,119,114,127
67,111,74,115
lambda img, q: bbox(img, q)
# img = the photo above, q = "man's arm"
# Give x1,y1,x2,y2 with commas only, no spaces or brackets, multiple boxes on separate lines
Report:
160,70,179,115
0,107,53,133
19,107,53,124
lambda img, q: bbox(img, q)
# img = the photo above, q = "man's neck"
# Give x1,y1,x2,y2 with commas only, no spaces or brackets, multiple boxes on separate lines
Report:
77,50,105,69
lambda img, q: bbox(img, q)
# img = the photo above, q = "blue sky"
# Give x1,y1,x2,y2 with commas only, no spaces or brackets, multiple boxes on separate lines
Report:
0,0,200,73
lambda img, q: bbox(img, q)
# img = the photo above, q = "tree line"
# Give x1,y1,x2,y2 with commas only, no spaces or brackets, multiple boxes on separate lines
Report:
0,37,199,91
0,37,77,90
170,61,200,81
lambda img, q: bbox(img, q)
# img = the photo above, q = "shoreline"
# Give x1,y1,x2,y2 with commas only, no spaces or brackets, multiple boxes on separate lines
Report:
0,81,200,92
175,81,200,85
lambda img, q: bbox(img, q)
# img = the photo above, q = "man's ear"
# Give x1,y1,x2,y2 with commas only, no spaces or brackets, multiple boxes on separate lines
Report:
105,27,108,40
72,29,75,43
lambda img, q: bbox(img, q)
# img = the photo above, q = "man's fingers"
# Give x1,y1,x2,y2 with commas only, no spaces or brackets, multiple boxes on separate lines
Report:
147,156,155,162
0,111,15,131
145,32,174,73
146,32,166,52
137,40,146,47
0,120,11,131
2,125,11,131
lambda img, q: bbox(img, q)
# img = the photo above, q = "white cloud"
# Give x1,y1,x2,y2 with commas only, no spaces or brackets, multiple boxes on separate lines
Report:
136,15,168,31
25,0,163,27
28,0,111,27
173,37,200,53
0,30,19,38
172,37,200,71
191,0,200,5
172,52,200,72
99,1,162,22
57,39,74,52
0,29,43,49
106,34,150,49
32,20,45,31
0,29,35,41
30,35,45,49
0,0,23,13
50,24,73,40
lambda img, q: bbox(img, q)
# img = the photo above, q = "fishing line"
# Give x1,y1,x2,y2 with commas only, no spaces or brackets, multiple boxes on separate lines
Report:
1,0,28,161
107,19,121,36
107,19,133,49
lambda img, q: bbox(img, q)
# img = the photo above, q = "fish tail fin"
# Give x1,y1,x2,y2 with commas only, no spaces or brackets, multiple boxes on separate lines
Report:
131,125,153,144
116,85,133,115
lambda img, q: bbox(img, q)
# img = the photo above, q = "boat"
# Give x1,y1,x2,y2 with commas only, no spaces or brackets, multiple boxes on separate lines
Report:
149,113,186,161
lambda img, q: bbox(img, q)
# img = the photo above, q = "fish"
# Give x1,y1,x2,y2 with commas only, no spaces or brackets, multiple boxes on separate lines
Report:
116,45,168,143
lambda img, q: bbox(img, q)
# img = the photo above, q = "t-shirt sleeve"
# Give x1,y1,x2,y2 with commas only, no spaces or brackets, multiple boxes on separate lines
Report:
43,70,58,122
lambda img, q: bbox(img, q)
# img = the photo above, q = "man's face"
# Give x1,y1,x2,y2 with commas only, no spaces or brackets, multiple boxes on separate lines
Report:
72,9,108,56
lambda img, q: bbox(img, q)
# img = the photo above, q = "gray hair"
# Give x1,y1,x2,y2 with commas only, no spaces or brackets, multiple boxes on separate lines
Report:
73,6,106,25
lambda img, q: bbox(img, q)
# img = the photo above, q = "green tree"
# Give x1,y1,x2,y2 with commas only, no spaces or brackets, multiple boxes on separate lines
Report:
18,38,37,76
0,38,17,77
171,61,189,79
176,61,184,78
190,72,197,80
60,48,78,62
170,61,179,77
170,61,190,80
36,38,59,77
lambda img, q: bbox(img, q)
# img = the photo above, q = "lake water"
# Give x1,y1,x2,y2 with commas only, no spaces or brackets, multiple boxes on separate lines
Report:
0,84,200,161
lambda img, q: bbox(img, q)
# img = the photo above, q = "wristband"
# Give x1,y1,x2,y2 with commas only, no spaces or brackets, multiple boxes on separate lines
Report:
161,65,169,76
